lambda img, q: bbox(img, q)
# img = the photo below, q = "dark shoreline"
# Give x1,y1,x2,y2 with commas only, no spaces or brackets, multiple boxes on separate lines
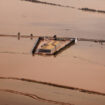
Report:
0,76,105,96
0,89,73,105
22,0,105,14
79,8,105,14
22,0,75,8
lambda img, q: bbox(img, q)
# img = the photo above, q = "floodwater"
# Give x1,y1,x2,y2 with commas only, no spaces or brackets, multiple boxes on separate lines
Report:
0,78,105,105
0,0,105,39
0,0,105,104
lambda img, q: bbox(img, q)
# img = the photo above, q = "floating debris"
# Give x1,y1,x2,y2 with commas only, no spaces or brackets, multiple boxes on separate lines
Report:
79,8,105,14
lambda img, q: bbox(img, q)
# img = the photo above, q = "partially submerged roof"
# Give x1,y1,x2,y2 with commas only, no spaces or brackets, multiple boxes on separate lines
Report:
40,40,60,50
32,37,75,55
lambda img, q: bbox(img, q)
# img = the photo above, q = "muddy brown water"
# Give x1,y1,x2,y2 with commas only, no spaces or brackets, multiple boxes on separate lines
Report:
0,0,105,104
0,37,105,93
0,78,105,105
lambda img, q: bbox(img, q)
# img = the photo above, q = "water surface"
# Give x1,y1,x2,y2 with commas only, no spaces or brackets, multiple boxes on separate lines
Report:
0,0,105,100
0,78,105,105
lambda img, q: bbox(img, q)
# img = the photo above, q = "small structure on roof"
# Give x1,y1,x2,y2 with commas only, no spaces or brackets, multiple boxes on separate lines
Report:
38,40,61,55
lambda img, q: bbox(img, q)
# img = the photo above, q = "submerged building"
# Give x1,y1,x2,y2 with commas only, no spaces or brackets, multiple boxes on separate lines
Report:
38,40,61,54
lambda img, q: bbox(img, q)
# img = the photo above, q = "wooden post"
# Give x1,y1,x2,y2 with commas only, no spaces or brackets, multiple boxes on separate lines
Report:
18,32,20,40
53,35,57,40
30,34,33,40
